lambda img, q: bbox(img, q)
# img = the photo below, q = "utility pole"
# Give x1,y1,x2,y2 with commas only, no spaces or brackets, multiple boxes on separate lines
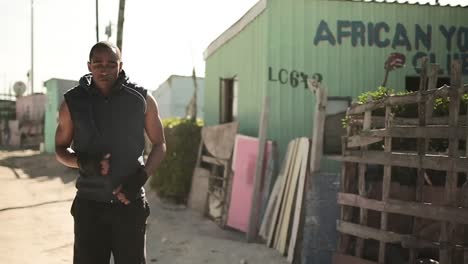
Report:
105,21,113,40
96,0,99,42
116,0,126,52
30,0,34,94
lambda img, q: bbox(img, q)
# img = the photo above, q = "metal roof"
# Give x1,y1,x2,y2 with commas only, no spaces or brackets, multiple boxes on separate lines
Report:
338,0,468,7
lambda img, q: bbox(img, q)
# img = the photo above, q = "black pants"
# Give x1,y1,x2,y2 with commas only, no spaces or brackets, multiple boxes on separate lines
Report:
71,197,150,264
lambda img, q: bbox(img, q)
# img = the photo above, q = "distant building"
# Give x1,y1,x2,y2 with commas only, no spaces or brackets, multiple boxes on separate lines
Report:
16,93,46,123
15,93,47,147
0,99,16,146
152,75,205,119
44,78,78,153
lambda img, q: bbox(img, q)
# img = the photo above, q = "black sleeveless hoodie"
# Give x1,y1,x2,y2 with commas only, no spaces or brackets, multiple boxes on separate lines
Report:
64,71,147,202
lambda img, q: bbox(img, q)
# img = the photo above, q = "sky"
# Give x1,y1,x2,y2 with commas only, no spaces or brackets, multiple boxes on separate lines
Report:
0,0,467,95
0,0,258,94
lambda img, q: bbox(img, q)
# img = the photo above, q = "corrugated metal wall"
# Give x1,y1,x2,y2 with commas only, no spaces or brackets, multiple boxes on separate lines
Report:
205,0,468,162
204,12,268,136
265,0,468,167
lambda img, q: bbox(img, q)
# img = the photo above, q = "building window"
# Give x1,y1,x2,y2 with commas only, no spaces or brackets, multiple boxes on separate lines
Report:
219,78,238,123
405,76,450,92
324,97,351,155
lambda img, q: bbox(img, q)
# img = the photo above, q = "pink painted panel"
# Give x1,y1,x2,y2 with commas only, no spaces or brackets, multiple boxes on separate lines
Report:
226,134,272,232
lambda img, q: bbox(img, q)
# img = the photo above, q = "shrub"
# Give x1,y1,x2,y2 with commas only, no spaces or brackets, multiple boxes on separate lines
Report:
149,117,203,203
348,86,468,121
345,87,468,152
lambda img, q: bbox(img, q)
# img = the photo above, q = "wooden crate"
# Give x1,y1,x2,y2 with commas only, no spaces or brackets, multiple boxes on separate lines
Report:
334,59,468,264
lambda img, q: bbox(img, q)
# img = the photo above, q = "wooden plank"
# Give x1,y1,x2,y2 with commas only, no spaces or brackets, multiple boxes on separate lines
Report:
379,106,393,263
333,253,378,264
247,96,270,242
260,143,278,222
267,140,297,247
356,96,372,258
308,80,328,175
221,159,233,227
356,115,468,127
276,138,306,254
338,108,355,254
346,135,383,148
425,64,440,124
337,192,468,225
188,167,211,215
401,235,466,250
263,142,291,243
273,139,300,249
195,135,204,167
464,105,468,264
411,58,429,264
355,162,367,258
402,236,439,249
347,84,468,115
427,64,439,91
201,155,228,166
337,220,403,243
331,151,468,172
259,174,282,239
359,126,466,139
287,138,310,262
440,60,462,264
337,163,357,254
338,192,384,211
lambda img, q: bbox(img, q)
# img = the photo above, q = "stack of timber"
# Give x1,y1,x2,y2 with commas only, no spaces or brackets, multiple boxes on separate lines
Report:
259,137,311,263
333,59,468,264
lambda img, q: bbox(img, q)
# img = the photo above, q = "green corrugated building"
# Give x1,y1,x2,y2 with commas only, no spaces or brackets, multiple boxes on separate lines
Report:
203,1,467,262
204,0,468,169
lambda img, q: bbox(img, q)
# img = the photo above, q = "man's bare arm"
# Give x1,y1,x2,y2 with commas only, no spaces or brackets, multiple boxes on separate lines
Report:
144,94,166,176
55,101,78,168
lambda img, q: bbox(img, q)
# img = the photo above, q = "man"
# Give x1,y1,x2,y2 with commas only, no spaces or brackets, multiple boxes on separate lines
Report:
55,41,166,264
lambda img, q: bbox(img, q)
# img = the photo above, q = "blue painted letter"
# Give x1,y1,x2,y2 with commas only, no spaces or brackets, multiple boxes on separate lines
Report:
314,20,336,46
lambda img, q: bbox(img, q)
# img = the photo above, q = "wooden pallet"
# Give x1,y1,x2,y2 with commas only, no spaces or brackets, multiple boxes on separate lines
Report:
334,59,468,264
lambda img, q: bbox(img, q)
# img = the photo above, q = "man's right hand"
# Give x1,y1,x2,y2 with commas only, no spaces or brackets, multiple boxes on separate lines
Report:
100,153,111,175
77,153,111,176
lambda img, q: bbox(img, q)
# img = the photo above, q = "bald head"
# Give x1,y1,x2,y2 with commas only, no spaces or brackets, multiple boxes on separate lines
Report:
87,41,123,92
89,41,122,62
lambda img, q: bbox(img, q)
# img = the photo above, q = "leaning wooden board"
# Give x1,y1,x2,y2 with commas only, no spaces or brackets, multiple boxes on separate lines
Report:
287,138,310,262
267,139,298,247
273,139,300,249
276,138,307,254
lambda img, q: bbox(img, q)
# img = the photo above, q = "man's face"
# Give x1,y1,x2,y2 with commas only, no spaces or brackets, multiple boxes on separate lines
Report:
87,47,122,90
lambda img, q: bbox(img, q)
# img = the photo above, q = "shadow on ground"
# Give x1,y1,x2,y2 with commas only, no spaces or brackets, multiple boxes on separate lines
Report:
0,150,76,183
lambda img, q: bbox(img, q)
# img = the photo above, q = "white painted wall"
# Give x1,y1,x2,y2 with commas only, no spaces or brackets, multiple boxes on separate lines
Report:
153,75,205,119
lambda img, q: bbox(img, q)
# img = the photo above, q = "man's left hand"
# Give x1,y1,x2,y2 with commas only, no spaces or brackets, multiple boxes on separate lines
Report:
113,185,130,205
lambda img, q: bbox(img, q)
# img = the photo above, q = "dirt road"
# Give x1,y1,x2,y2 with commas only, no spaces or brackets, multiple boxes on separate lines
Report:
0,150,288,264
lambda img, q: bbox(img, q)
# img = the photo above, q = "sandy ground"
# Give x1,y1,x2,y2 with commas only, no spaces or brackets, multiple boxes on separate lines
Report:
0,150,288,264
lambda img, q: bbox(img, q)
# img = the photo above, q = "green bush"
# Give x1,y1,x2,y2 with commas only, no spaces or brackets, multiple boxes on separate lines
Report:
433,94,468,116
345,86,468,152
149,117,203,203
350,86,468,120
357,86,413,117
